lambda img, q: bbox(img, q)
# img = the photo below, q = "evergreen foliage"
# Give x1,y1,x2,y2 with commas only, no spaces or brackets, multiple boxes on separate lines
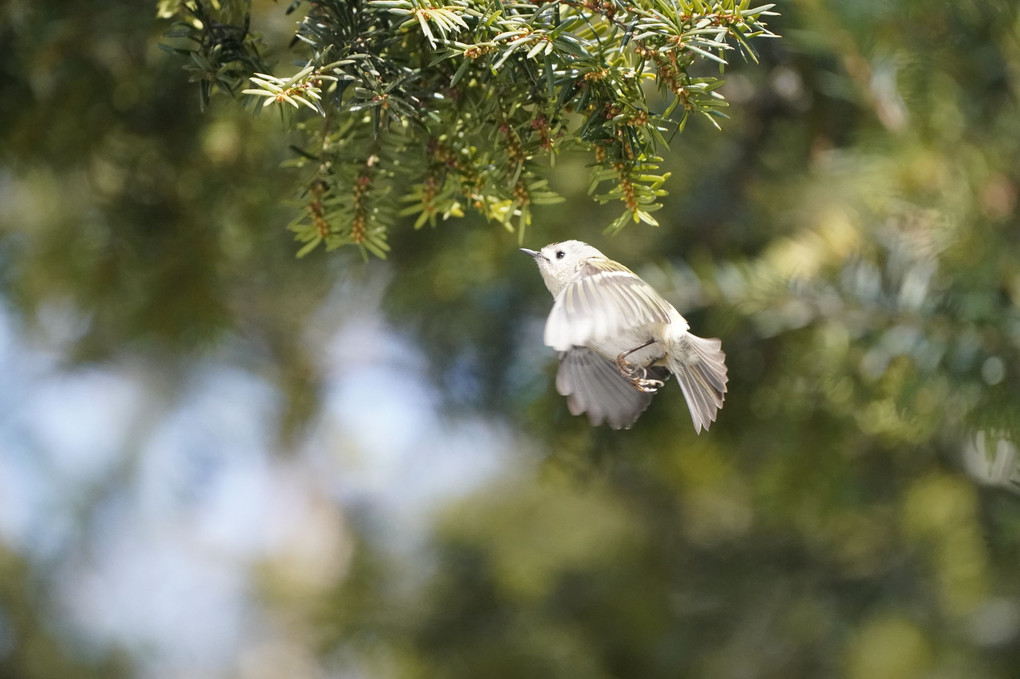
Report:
161,0,777,256
2,1,1020,677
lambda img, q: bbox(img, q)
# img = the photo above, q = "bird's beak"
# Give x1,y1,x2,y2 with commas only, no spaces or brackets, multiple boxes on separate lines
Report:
520,248,541,259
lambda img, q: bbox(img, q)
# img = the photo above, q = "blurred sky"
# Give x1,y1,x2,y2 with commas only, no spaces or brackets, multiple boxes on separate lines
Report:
0,276,518,677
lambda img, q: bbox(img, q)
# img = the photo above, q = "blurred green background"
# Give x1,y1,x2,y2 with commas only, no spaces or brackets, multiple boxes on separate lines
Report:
2,1,1019,678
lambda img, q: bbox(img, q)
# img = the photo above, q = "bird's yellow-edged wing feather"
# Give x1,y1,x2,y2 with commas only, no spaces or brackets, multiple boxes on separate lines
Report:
543,257,684,351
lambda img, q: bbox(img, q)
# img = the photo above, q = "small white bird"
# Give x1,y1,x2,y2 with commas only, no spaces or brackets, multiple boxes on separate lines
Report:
522,240,727,432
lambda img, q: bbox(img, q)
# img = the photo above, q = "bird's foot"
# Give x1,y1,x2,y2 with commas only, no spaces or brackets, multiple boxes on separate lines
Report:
616,353,665,393
630,375,665,393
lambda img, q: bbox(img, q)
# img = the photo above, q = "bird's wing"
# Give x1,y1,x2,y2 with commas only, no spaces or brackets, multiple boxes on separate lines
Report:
556,347,669,429
544,257,683,351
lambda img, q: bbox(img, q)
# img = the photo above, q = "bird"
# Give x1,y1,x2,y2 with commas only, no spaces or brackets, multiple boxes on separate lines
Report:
522,240,727,432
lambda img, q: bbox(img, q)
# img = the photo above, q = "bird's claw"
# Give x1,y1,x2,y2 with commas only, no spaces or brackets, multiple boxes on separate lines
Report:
616,353,664,393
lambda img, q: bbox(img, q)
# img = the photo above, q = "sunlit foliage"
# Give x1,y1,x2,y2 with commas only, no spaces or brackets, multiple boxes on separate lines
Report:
161,0,778,255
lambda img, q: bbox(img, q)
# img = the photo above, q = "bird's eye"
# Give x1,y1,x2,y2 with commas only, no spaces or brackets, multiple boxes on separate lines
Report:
555,250,565,260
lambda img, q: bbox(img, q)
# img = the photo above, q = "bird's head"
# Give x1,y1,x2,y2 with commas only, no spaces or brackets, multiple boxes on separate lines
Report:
521,240,605,296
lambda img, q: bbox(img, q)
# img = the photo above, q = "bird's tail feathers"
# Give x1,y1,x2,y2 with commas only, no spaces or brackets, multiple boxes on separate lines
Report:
667,334,728,434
